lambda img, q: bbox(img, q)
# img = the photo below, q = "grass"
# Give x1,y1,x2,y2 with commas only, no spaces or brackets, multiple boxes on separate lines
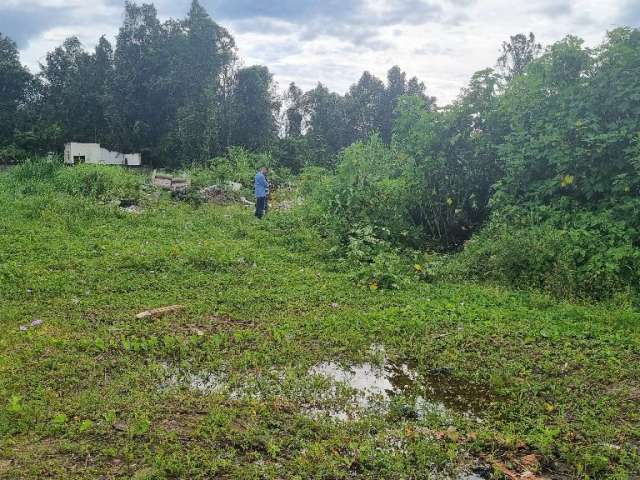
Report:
0,168,639,479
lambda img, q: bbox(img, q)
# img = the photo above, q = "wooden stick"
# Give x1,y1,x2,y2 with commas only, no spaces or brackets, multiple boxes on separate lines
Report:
135,305,184,319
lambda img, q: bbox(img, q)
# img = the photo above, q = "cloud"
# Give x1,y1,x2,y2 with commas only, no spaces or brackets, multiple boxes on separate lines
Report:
531,0,573,17
0,0,120,47
0,9,67,46
207,0,367,22
618,0,640,26
1,0,632,104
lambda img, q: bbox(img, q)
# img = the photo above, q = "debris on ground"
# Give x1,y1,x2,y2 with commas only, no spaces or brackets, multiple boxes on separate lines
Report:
200,185,228,203
19,318,44,332
121,205,143,214
227,181,242,192
485,456,545,480
152,171,190,193
240,196,254,206
135,305,184,319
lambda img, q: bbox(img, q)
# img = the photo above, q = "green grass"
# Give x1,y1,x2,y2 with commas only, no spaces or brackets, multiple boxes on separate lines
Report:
0,171,638,479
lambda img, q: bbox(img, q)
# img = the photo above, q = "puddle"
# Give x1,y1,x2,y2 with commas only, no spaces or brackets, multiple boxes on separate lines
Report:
159,345,494,422
308,351,493,420
308,361,414,406
418,365,493,417
160,363,224,393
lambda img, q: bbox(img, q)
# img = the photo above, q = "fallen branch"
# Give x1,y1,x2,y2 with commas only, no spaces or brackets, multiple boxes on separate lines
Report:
433,332,454,339
135,305,184,319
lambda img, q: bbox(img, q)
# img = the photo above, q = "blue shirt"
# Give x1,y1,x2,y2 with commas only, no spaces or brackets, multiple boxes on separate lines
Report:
254,172,268,198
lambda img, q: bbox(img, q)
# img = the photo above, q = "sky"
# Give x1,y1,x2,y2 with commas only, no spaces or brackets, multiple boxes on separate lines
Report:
1,0,638,105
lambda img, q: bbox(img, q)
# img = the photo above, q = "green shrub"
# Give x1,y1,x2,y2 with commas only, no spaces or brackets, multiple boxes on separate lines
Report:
6,157,144,202
8,157,62,184
304,135,418,247
53,164,143,201
444,207,640,300
189,146,292,192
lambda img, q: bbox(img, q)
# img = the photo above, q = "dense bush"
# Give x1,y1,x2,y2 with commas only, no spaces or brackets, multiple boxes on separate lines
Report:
450,28,640,300
304,135,418,246
392,71,504,249
189,147,291,191
443,207,640,300
305,28,640,300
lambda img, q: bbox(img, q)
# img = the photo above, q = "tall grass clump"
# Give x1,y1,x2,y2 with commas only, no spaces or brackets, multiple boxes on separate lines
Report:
52,164,143,201
6,157,144,202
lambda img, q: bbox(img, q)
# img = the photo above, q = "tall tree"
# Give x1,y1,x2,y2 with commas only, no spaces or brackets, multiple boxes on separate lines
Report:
0,33,31,151
380,66,406,143
497,32,542,80
344,71,386,143
39,37,103,142
284,82,304,138
162,0,236,165
229,66,279,151
303,83,349,166
108,1,170,158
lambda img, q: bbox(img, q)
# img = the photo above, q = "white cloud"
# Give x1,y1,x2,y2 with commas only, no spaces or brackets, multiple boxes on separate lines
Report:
227,0,627,104
4,0,632,104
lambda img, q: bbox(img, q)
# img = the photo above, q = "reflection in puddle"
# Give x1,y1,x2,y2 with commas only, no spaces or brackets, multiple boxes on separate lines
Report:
307,351,492,420
160,363,223,393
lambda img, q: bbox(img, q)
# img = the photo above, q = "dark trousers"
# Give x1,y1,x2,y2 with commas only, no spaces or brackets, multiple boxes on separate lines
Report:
255,196,266,219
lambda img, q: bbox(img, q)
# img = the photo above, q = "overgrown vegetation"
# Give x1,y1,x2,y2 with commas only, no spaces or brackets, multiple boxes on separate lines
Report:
8,158,143,201
0,167,638,479
307,29,640,301
1,3,640,477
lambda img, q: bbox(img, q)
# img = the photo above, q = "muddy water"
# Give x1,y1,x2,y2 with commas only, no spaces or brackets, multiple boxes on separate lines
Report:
308,356,492,419
160,345,494,420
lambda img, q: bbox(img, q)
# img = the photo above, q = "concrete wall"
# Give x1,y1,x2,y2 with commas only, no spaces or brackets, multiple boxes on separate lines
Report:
64,143,141,166
123,153,141,166
64,143,101,164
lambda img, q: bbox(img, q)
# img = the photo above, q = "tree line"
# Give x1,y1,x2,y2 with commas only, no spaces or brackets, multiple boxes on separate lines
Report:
0,0,435,169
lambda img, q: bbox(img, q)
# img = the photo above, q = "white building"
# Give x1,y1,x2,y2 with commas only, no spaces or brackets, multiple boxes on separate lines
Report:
64,142,141,166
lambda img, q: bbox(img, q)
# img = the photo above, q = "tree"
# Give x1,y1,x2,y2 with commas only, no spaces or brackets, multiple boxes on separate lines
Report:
380,66,406,143
303,83,349,166
380,66,437,144
229,66,280,151
90,36,114,143
38,37,102,143
497,32,542,80
0,33,31,152
161,0,236,165
344,71,386,143
108,1,170,158
284,82,304,138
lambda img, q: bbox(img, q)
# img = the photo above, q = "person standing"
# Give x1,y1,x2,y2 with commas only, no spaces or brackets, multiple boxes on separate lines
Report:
254,167,269,219
264,167,272,215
